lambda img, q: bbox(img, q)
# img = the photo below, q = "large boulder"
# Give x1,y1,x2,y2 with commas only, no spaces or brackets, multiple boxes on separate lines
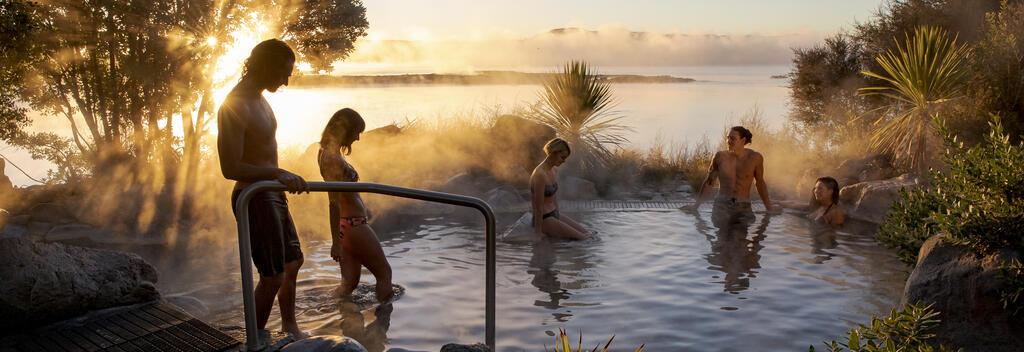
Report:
561,176,598,200
839,173,926,224
0,238,160,330
28,202,77,224
484,185,525,209
834,154,894,185
901,235,1024,351
280,335,368,352
440,343,491,352
488,115,556,186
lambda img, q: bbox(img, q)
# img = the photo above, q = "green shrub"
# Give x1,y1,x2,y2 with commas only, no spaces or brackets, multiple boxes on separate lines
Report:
932,117,1024,252
875,188,944,266
876,116,1024,265
810,303,959,352
998,259,1024,316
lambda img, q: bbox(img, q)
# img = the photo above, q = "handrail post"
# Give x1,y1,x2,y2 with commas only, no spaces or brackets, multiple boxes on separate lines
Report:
235,181,496,351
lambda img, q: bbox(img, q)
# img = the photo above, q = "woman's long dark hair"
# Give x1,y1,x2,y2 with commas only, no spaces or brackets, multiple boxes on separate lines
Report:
320,108,366,155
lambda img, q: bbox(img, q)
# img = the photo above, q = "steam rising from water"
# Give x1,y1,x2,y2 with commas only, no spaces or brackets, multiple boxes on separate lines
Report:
340,25,823,73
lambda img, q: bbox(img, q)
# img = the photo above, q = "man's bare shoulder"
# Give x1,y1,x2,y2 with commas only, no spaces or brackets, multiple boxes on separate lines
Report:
746,149,764,160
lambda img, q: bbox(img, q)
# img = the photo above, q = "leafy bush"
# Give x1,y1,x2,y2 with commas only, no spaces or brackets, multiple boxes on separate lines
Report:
876,116,1024,265
531,61,632,170
810,302,958,352
875,187,943,266
933,117,1024,252
998,259,1024,316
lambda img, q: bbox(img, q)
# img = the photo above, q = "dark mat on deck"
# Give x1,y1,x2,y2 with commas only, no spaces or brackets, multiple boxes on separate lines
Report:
2,301,240,352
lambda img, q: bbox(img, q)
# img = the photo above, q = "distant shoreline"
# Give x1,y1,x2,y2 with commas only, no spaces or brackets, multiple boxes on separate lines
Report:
291,70,697,87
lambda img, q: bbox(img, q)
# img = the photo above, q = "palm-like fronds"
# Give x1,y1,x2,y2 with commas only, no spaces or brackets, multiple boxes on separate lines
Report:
548,328,645,352
533,61,632,169
859,26,971,171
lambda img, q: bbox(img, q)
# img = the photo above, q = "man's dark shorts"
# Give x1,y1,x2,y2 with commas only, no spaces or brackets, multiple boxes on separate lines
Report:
231,190,303,277
712,195,755,229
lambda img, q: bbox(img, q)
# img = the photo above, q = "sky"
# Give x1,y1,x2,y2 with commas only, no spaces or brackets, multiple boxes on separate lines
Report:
361,0,887,40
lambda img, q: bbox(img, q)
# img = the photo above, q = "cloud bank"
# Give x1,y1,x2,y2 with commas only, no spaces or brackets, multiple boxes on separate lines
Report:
339,25,823,73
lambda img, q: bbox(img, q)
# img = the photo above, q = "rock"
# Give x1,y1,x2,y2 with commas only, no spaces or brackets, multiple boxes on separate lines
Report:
0,225,27,239
440,343,491,352
440,172,480,196
484,185,524,209
364,124,402,137
487,115,556,185
561,176,597,200
45,223,95,242
839,173,926,224
280,335,368,352
165,295,209,318
10,214,29,226
901,235,1024,351
28,202,77,225
0,238,160,330
26,221,52,238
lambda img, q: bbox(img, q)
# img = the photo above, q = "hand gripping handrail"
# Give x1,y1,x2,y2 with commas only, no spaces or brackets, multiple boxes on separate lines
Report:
235,181,496,351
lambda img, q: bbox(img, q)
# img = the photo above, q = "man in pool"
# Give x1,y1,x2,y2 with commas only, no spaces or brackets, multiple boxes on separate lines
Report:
218,38,310,340
682,126,780,226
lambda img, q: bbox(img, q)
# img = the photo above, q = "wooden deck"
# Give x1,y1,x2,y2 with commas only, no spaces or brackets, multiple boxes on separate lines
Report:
4,301,240,352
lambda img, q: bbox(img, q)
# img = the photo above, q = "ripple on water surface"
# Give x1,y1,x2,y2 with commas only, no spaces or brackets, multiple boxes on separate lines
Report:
197,209,908,352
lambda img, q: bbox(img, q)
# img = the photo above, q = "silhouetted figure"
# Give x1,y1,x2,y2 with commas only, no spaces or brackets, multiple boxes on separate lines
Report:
530,138,588,240
218,38,310,340
318,108,394,302
682,126,781,223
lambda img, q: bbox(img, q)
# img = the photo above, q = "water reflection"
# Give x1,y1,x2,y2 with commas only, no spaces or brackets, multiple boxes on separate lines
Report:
338,301,392,352
528,238,570,314
687,206,770,293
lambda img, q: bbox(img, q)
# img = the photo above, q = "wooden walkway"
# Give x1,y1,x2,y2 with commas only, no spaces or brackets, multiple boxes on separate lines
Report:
5,301,240,352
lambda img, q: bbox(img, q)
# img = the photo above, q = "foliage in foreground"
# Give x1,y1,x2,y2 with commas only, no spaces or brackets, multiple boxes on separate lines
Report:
547,328,644,352
810,303,958,352
876,117,1024,266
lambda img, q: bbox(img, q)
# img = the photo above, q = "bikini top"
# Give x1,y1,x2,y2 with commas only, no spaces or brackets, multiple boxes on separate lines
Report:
317,149,359,182
544,183,558,197
808,203,834,225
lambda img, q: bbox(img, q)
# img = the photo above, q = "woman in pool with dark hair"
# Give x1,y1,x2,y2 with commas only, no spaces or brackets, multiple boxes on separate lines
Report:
318,108,394,302
779,176,845,229
530,138,588,240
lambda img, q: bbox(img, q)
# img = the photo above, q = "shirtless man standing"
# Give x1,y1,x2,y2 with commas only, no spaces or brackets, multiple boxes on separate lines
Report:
218,39,310,340
683,126,780,226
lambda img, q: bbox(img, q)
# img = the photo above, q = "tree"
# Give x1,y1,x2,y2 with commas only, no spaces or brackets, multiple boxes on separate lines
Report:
969,0,1024,143
859,26,972,171
531,61,631,170
0,0,44,141
788,33,868,145
280,0,368,73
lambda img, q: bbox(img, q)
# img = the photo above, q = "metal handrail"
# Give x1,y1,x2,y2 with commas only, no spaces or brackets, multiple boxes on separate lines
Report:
235,181,496,351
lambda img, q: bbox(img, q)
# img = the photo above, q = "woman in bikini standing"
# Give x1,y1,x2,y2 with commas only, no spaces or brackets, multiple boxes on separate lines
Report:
530,138,588,240
318,108,394,302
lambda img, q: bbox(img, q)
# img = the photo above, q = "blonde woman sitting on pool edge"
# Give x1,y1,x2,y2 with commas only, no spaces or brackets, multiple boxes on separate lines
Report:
530,138,589,240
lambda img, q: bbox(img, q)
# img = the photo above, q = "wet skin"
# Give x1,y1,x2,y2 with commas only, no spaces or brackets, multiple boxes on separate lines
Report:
217,57,309,339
